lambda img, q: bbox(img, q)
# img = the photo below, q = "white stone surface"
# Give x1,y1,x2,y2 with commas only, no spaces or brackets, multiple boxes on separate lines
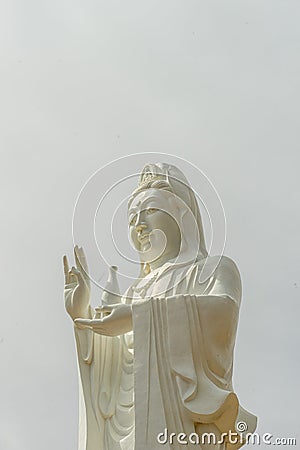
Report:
64,164,257,449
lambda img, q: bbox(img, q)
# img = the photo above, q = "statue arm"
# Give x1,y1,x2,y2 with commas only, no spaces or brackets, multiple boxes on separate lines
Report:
62,253,134,449
75,256,242,338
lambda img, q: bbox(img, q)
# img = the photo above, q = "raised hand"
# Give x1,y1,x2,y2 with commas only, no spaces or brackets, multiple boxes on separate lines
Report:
63,246,91,320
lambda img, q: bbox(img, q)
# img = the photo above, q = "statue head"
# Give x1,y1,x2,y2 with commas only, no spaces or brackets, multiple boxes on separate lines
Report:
128,163,208,275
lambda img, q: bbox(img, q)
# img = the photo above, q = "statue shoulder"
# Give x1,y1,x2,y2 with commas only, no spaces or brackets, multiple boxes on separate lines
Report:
215,255,241,278
188,255,242,301
192,254,240,277
214,255,242,302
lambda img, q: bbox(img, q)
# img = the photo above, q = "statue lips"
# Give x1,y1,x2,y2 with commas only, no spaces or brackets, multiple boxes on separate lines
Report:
138,233,151,252
138,233,150,244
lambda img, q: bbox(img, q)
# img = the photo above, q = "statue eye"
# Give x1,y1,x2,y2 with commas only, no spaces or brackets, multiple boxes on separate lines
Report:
146,208,158,215
129,215,137,226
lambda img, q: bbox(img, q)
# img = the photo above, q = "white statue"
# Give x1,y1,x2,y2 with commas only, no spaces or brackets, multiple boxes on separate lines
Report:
63,163,257,450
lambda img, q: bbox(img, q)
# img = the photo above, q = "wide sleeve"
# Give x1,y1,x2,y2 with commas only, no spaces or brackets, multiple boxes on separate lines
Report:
74,321,134,450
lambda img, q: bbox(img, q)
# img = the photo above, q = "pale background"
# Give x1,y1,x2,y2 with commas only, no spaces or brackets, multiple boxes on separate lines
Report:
1,1,299,449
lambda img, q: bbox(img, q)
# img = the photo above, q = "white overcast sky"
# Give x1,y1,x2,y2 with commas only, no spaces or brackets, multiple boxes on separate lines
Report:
0,1,299,449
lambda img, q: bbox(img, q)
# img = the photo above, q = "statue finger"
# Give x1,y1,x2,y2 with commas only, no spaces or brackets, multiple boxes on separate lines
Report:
98,305,114,314
63,255,70,284
75,246,90,283
71,266,85,288
78,246,89,272
74,246,83,271
74,318,93,329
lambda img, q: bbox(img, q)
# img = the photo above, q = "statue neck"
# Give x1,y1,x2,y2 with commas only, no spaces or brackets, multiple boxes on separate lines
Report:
148,247,180,272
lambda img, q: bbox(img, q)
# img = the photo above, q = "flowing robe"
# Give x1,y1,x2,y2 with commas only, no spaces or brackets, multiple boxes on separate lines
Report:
74,255,257,449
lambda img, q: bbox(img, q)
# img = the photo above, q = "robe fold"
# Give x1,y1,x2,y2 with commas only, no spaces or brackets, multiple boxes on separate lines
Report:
74,256,257,449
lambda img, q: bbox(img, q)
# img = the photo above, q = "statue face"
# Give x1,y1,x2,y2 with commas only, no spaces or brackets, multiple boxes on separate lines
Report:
128,188,181,265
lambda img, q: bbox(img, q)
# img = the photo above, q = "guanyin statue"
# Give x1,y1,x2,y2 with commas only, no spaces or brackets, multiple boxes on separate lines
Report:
63,162,257,449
